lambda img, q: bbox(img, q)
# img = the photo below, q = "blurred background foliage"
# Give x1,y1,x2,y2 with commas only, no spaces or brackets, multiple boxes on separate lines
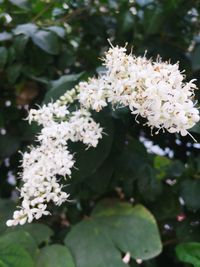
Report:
1,0,200,266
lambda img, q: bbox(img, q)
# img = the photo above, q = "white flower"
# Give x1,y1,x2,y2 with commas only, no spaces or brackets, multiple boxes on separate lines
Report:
7,102,103,226
78,78,108,111
7,45,200,227
28,103,69,127
76,45,199,137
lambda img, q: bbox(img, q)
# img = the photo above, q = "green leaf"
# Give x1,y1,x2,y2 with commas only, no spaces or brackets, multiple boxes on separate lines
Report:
0,199,15,234
143,8,163,35
32,30,59,55
115,139,149,181
44,73,83,103
0,47,8,69
13,35,29,58
191,45,200,71
154,156,171,180
137,165,162,201
6,64,22,84
36,244,75,267
0,32,12,42
9,0,30,9
181,180,200,211
120,11,135,33
70,115,114,179
167,160,185,177
46,26,66,38
13,23,38,37
86,158,114,194
151,188,181,220
93,200,162,260
176,220,200,243
65,200,162,267
0,240,34,267
65,220,126,267
0,135,20,158
0,231,38,258
7,46,16,64
17,223,53,245
176,242,200,267
190,123,200,134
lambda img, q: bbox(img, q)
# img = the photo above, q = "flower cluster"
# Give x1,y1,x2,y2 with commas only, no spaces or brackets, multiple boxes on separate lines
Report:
7,45,199,226
78,45,199,136
7,100,103,226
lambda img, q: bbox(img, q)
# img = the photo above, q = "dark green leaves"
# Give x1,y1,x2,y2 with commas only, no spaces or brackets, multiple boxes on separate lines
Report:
176,242,200,267
9,0,30,9
13,24,60,55
0,135,20,158
70,115,114,180
0,32,12,42
32,30,59,55
191,44,200,71
181,180,200,211
36,245,75,267
6,63,22,83
46,26,66,38
65,200,162,267
44,73,83,103
0,199,15,234
14,23,38,36
0,47,8,69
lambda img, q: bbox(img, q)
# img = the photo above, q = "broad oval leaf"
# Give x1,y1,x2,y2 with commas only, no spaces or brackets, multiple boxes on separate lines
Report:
92,200,162,260
65,220,126,267
17,223,53,245
0,231,38,258
13,23,38,37
46,26,66,38
0,240,34,267
176,242,200,267
65,199,162,267
36,244,75,267
32,30,59,55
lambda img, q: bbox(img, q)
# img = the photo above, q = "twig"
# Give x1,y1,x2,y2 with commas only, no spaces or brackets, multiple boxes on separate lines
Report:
163,238,178,247
32,3,54,23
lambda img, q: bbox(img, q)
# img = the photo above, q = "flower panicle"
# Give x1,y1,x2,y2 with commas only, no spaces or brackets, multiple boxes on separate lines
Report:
7,45,200,226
